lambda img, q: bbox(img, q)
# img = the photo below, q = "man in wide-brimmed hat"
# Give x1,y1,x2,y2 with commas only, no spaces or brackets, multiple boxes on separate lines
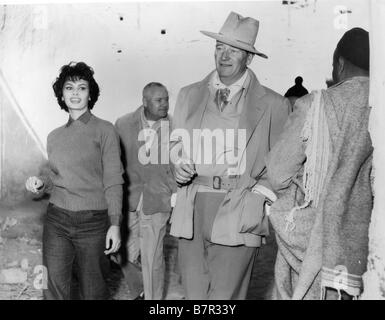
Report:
169,12,291,299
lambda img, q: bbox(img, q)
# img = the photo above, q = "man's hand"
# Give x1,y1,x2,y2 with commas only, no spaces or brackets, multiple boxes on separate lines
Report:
174,162,196,185
25,176,44,194
104,225,121,255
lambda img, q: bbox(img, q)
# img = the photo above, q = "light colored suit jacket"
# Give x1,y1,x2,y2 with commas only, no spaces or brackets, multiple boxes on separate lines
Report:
115,106,176,215
170,69,290,247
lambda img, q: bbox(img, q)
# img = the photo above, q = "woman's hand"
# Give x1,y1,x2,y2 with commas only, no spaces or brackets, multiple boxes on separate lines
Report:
104,225,121,255
25,176,44,194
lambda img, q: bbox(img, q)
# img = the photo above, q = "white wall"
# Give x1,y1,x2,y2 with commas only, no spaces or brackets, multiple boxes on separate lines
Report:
0,0,369,148
362,0,385,300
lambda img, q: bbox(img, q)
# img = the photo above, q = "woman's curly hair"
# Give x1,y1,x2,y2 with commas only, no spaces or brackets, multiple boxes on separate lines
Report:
52,62,100,112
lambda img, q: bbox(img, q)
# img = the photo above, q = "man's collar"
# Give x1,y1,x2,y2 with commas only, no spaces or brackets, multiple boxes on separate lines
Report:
140,105,169,129
212,69,249,89
66,110,92,127
140,106,150,129
330,75,369,89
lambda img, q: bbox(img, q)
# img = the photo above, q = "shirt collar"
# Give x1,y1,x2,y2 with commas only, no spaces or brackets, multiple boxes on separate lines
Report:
66,110,92,127
140,106,150,129
211,69,249,91
140,106,169,130
211,69,249,102
329,76,369,90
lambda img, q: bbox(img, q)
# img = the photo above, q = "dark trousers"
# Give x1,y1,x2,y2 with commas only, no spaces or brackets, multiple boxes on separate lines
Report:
178,192,257,300
43,203,110,300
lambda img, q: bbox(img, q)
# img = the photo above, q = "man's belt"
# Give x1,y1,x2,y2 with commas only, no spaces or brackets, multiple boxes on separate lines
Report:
192,175,239,191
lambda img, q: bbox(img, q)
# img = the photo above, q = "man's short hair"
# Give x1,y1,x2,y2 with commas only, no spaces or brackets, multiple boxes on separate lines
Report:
142,82,167,99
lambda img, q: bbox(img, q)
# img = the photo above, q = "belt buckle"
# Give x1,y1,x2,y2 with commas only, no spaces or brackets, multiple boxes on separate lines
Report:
213,176,222,190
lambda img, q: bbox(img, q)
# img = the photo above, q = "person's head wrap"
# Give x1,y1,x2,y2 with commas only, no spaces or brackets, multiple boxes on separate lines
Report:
336,27,369,71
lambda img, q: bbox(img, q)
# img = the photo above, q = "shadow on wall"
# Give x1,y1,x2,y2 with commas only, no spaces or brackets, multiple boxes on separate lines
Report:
0,79,48,206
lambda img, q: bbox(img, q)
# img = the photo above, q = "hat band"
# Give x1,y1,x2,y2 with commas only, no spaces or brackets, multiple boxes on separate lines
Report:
235,39,256,47
217,32,255,48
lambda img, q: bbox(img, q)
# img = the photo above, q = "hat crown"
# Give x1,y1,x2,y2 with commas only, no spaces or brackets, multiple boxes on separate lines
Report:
219,12,260,47
200,11,267,58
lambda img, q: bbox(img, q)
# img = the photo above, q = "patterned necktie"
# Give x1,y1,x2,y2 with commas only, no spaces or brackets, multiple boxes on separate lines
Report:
215,88,230,112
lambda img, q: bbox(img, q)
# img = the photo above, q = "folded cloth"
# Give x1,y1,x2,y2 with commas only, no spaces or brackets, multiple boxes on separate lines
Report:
251,184,277,216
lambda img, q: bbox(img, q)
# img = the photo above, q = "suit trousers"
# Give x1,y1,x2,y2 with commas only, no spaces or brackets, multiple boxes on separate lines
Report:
139,209,169,300
126,193,170,299
126,210,141,264
178,192,257,300
127,193,170,299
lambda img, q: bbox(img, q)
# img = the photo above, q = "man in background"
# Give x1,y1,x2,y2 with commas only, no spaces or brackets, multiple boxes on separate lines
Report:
115,82,177,300
284,76,309,110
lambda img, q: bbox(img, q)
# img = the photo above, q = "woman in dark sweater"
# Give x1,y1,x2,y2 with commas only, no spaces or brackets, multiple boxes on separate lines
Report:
26,62,124,299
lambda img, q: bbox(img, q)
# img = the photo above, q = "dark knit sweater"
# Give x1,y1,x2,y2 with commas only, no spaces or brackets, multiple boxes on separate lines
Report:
40,111,124,226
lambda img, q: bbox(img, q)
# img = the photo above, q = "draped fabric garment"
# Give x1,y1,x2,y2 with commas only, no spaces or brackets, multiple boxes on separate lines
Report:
266,77,373,300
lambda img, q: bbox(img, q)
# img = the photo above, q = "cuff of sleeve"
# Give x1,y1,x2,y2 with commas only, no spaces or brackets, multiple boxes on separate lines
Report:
251,184,277,204
38,175,53,193
109,214,122,226
104,175,124,190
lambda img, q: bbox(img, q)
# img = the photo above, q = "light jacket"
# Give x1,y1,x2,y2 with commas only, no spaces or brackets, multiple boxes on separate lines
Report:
170,69,290,247
115,106,177,214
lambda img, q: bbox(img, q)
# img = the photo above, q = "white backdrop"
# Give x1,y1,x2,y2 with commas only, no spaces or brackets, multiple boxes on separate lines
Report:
0,0,369,148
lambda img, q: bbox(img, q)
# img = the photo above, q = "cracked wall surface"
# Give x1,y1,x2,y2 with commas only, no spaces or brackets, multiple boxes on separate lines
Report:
361,0,385,300
1,2,382,298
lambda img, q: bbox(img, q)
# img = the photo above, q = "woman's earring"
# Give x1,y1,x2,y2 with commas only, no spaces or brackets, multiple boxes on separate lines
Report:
61,97,64,101
89,97,91,101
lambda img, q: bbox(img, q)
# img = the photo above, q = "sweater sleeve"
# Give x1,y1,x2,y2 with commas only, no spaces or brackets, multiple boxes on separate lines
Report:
266,94,312,193
105,184,123,226
101,124,124,225
101,124,124,189
37,138,55,194
38,174,53,194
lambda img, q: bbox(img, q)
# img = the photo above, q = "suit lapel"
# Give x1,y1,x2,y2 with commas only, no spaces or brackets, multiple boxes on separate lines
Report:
158,119,172,176
184,72,213,162
134,106,144,151
238,70,267,144
237,70,267,167
185,72,213,133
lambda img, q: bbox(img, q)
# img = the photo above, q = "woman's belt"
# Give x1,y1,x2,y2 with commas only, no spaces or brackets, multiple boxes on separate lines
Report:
192,175,239,190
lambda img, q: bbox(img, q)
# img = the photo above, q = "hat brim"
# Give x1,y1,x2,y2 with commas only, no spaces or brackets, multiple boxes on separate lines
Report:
201,30,268,59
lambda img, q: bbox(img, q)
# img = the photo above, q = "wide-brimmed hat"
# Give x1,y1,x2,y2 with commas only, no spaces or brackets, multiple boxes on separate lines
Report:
201,11,268,58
